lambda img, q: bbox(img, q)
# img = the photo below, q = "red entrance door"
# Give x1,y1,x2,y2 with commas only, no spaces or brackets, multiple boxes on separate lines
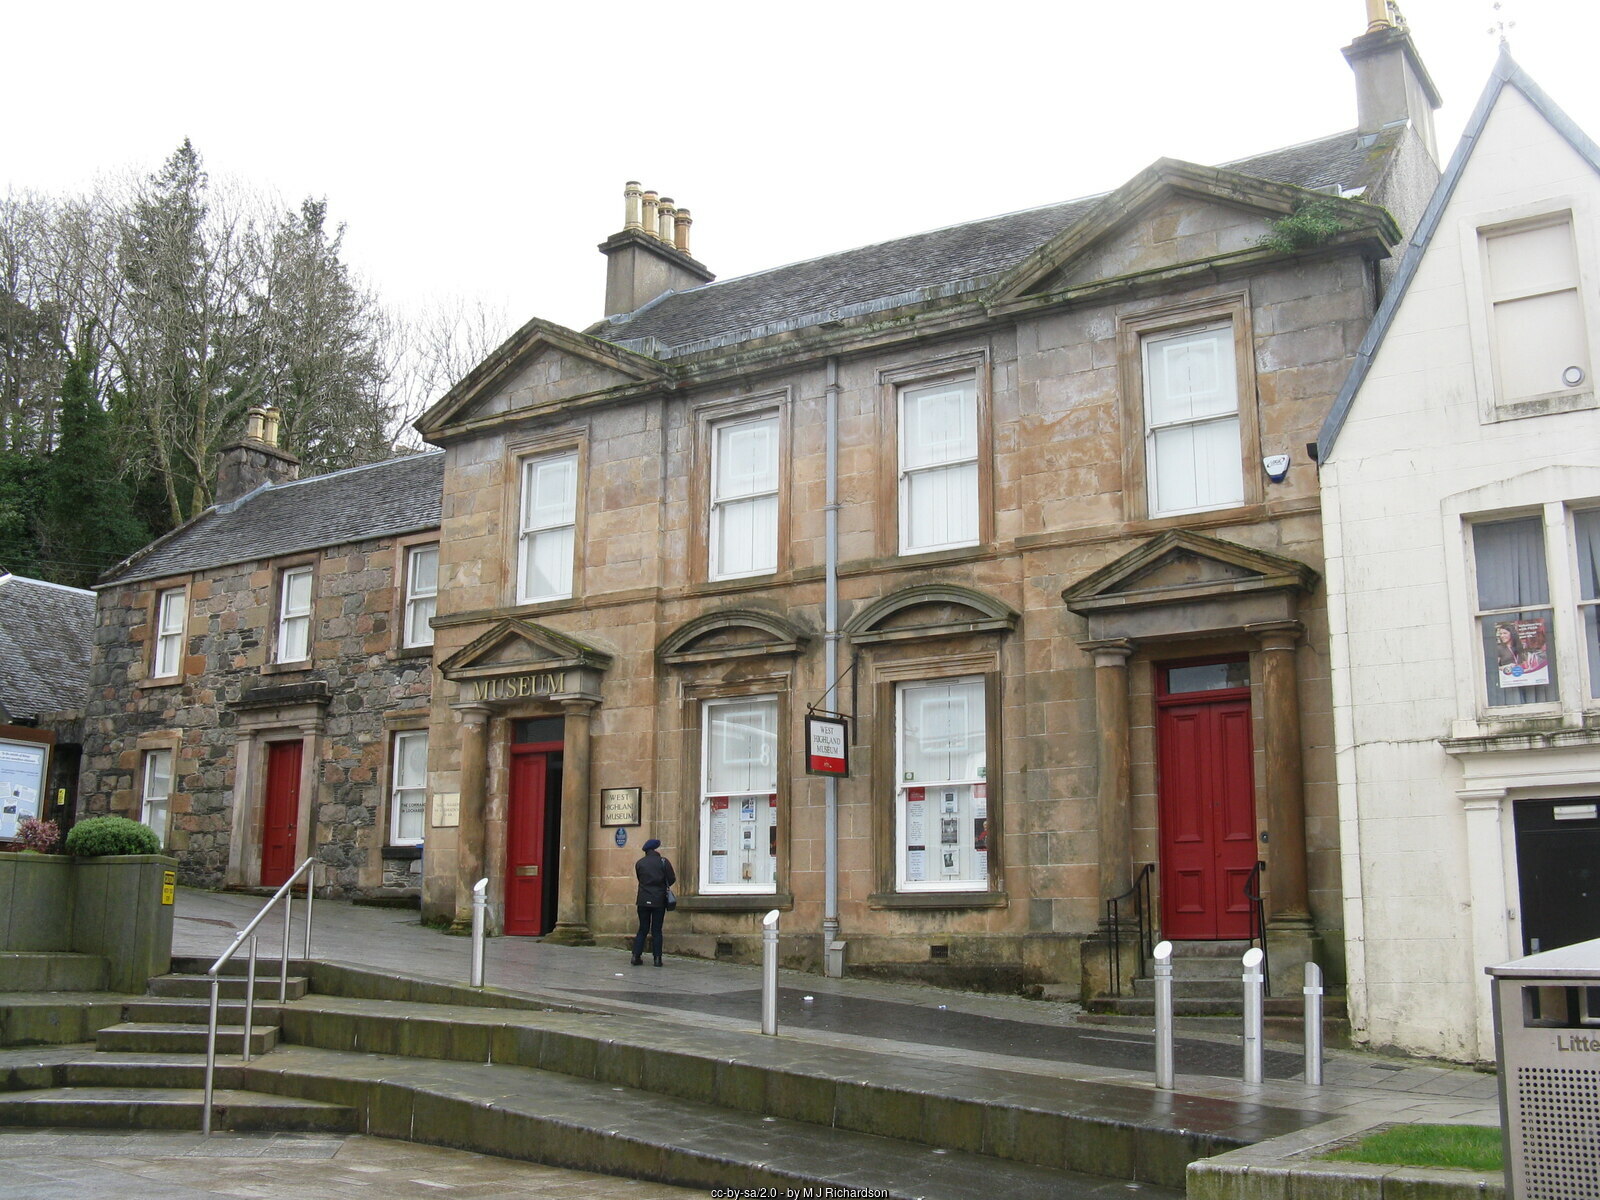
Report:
1156,665,1256,940
506,744,561,936
262,741,302,888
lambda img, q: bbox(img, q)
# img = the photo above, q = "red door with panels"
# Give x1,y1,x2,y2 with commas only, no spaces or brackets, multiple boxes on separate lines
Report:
506,741,563,936
261,740,303,888
1156,660,1257,940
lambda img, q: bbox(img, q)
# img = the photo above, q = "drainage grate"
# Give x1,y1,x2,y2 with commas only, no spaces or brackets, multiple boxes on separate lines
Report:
930,945,949,960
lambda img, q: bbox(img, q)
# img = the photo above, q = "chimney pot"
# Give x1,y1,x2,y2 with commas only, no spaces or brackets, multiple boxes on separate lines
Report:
1365,0,1392,32
641,191,660,241
244,407,267,442
624,181,643,231
674,207,692,254
262,407,282,448
658,198,676,246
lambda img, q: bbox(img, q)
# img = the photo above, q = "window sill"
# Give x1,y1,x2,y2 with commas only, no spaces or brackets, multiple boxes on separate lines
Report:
676,892,793,913
261,660,313,676
869,891,1007,910
394,644,434,660
382,844,423,859
136,676,183,690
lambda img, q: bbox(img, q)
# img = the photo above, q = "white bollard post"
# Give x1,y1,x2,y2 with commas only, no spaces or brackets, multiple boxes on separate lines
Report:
761,909,781,1036
1153,940,1174,1090
1242,947,1265,1085
470,878,488,988
1303,961,1324,1086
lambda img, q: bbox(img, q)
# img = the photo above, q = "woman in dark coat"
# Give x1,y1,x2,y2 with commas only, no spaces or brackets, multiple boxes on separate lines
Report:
631,837,676,966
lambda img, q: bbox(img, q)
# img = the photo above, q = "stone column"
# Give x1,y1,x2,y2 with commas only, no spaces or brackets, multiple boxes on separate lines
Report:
545,697,598,946
453,705,492,926
1248,621,1310,925
1092,641,1135,906
1461,789,1510,1063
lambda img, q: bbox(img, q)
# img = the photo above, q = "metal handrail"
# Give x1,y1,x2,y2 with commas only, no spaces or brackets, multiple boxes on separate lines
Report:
1105,863,1155,996
202,857,318,1135
1244,860,1270,998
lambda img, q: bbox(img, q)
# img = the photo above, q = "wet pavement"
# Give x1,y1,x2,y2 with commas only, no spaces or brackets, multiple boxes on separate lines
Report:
169,888,1502,1126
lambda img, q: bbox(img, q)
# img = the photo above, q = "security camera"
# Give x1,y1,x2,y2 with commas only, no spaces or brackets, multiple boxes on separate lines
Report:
1263,454,1291,483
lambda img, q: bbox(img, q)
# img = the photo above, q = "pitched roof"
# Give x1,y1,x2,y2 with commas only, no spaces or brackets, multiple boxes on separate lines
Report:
590,131,1387,358
0,573,97,720
101,451,445,587
1318,51,1600,459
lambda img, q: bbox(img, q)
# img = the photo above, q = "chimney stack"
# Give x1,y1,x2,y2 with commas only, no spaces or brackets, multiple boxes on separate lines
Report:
598,181,715,319
1343,0,1441,164
216,405,300,505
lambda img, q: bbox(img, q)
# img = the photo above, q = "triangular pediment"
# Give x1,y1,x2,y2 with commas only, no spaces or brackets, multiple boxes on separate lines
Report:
1062,531,1317,616
658,608,811,666
416,317,669,437
987,160,1393,312
438,618,614,680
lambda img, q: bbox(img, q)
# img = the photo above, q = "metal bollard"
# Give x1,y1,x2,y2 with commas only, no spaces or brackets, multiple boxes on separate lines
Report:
1153,940,1174,1090
1303,961,1324,1086
470,878,488,988
1242,947,1265,1084
761,909,781,1036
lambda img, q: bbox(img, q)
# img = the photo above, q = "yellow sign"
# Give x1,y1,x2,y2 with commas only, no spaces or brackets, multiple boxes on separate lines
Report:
161,871,176,905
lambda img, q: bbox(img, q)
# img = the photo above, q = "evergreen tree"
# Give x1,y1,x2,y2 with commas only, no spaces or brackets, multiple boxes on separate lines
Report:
38,341,147,587
0,450,44,578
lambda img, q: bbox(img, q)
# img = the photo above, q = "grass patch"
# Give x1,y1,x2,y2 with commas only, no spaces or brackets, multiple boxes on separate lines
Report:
1321,1123,1502,1172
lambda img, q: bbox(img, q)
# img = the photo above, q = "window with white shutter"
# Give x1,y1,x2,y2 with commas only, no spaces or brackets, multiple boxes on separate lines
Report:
518,452,578,603
710,415,779,579
276,567,313,663
404,545,438,648
153,588,186,678
899,378,978,553
1142,323,1243,517
1483,216,1590,404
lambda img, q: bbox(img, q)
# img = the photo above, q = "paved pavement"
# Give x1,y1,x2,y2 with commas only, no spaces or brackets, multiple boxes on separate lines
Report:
0,1128,700,1199
170,888,1501,1127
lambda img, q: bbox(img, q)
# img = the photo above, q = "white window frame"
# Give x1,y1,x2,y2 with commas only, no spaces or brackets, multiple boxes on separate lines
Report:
276,566,313,664
517,451,578,604
699,695,779,895
898,375,979,555
1481,213,1591,406
1470,514,1560,712
389,730,428,846
403,544,438,649
152,587,186,678
894,676,988,893
709,413,780,580
1572,506,1600,704
140,748,173,848
1141,321,1244,518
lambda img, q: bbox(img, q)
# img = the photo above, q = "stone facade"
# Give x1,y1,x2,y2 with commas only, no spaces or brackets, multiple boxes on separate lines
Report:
78,452,441,900
415,132,1430,995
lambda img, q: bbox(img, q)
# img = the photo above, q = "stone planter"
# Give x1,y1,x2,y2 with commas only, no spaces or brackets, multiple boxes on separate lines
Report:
0,851,178,992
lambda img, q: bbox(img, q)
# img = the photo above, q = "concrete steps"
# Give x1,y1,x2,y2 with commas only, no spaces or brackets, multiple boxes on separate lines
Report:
94,1020,280,1056
0,951,109,992
0,1084,356,1132
147,972,309,1001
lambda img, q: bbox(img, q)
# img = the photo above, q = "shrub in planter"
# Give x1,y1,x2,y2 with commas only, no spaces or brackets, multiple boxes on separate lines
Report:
14,816,62,853
64,815,160,857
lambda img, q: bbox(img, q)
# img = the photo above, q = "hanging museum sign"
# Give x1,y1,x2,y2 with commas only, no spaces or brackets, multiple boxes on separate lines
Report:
805,714,849,777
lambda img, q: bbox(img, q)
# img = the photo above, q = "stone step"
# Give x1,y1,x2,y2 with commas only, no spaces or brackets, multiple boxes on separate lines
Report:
244,1042,1181,1200
147,972,309,1001
121,998,281,1026
0,1085,357,1133
0,952,109,993
94,1021,279,1056
0,994,131,1047
59,1051,234,1091
1132,977,1242,999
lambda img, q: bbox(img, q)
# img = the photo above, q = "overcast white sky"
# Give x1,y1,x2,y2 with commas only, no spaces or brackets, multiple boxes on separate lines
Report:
8,1,1598,336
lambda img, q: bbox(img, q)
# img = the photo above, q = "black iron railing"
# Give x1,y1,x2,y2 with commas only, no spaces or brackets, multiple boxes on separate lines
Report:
1244,859,1270,997
1105,862,1155,997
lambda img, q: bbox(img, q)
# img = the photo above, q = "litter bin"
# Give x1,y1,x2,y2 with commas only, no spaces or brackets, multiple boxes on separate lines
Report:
1487,937,1600,1199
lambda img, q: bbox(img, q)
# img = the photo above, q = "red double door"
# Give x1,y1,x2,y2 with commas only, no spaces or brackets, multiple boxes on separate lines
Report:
261,741,302,888
505,742,563,936
1156,677,1257,940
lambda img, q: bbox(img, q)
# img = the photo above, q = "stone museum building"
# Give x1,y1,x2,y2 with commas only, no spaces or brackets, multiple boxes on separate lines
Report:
80,9,1449,1000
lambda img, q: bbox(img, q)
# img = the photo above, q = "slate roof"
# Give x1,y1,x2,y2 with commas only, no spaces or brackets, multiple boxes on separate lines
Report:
591,131,1387,357
1318,52,1600,458
0,573,97,720
101,451,445,587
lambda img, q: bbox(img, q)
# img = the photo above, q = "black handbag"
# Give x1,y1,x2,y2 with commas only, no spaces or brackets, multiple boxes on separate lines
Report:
665,887,677,911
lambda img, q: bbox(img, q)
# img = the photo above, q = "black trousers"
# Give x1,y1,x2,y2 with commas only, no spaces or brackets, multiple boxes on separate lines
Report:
633,905,665,959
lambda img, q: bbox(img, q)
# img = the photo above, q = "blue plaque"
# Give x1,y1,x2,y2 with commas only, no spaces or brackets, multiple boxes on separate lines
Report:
614,827,628,848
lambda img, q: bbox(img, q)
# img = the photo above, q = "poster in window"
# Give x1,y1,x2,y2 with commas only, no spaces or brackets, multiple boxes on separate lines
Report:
941,790,958,815
973,817,987,853
740,796,756,822
973,784,986,818
709,797,729,852
940,817,959,845
905,788,926,845
0,741,47,839
1495,618,1551,688
906,847,927,881
710,851,728,884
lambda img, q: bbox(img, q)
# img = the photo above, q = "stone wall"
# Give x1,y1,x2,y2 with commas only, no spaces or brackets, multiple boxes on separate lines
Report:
79,534,434,899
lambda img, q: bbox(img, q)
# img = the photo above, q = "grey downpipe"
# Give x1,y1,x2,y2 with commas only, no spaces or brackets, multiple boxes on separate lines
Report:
823,357,842,976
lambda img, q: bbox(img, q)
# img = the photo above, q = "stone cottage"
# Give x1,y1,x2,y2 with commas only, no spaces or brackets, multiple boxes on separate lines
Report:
79,411,441,898
409,8,1443,998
